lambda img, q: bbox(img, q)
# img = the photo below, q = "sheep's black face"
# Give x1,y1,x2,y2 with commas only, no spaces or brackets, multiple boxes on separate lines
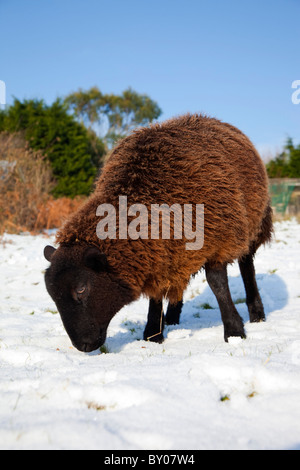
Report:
43,245,134,352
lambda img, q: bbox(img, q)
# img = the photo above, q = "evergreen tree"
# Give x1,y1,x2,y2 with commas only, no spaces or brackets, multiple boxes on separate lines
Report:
0,98,105,197
266,138,300,178
287,138,300,177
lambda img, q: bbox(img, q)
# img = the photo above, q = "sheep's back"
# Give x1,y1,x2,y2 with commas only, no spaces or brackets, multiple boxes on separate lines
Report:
99,114,269,263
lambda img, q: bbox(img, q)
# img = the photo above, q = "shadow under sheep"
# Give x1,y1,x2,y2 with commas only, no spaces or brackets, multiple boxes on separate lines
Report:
103,272,288,353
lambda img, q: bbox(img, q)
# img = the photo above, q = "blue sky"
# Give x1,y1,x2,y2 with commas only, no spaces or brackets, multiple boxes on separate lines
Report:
0,0,299,157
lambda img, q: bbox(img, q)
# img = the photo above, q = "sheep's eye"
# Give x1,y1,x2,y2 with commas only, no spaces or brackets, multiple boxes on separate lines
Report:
73,285,86,302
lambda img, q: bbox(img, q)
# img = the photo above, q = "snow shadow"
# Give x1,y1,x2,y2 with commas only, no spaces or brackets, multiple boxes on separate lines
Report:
106,272,288,352
179,272,288,332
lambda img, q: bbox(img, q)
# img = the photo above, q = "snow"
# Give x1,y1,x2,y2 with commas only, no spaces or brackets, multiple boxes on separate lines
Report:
0,220,300,450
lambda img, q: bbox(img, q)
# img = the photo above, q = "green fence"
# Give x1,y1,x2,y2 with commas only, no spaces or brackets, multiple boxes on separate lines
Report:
269,178,300,216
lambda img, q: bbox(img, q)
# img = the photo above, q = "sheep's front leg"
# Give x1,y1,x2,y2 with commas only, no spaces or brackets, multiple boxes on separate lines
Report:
143,298,164,343
205,263,246,342
165,299,183,325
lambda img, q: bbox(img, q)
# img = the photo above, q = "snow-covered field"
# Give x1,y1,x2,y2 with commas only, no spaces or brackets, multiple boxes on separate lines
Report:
0,220,300,450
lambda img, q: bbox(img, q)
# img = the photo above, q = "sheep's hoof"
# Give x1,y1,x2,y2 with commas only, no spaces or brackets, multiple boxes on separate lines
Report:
248,302,266,323
224,321,246,343
143,330,164,343
165,315,180,326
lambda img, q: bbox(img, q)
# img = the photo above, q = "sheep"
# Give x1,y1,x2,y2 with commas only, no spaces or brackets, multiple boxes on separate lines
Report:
44,114,273,352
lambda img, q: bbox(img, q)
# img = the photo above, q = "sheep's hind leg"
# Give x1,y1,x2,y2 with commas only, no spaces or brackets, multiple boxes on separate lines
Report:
143,298,164,343
165,299,183,325
238,253,265,323
205,263,246,342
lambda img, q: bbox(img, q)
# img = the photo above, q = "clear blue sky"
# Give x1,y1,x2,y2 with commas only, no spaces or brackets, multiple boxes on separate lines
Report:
0,0,299,158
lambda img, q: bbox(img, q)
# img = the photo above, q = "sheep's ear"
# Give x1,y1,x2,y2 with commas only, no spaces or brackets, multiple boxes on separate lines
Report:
83,246,108,272
44,245,56,262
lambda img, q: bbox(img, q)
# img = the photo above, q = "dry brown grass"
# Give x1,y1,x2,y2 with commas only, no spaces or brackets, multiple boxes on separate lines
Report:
34,196,86,232
0,132,86,234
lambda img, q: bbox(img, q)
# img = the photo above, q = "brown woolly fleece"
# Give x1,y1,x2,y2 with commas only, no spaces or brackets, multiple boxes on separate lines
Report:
56,114,273,304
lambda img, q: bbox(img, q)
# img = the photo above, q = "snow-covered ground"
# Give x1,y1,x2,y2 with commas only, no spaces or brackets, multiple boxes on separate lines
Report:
0,220,300,450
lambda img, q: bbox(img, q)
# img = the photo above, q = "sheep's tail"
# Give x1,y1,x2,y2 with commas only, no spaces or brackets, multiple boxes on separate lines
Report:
251,202,274,254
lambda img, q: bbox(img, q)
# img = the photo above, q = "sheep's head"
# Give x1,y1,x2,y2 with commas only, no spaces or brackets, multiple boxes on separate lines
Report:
43,244,134,352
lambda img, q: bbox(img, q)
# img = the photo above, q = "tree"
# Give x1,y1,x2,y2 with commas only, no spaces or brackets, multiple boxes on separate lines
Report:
0,98,105,197
65,87,162,147
266,138,300,178
287,138,300,177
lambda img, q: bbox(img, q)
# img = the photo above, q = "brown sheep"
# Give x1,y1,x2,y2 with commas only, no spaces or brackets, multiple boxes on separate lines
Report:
44,114,273,352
